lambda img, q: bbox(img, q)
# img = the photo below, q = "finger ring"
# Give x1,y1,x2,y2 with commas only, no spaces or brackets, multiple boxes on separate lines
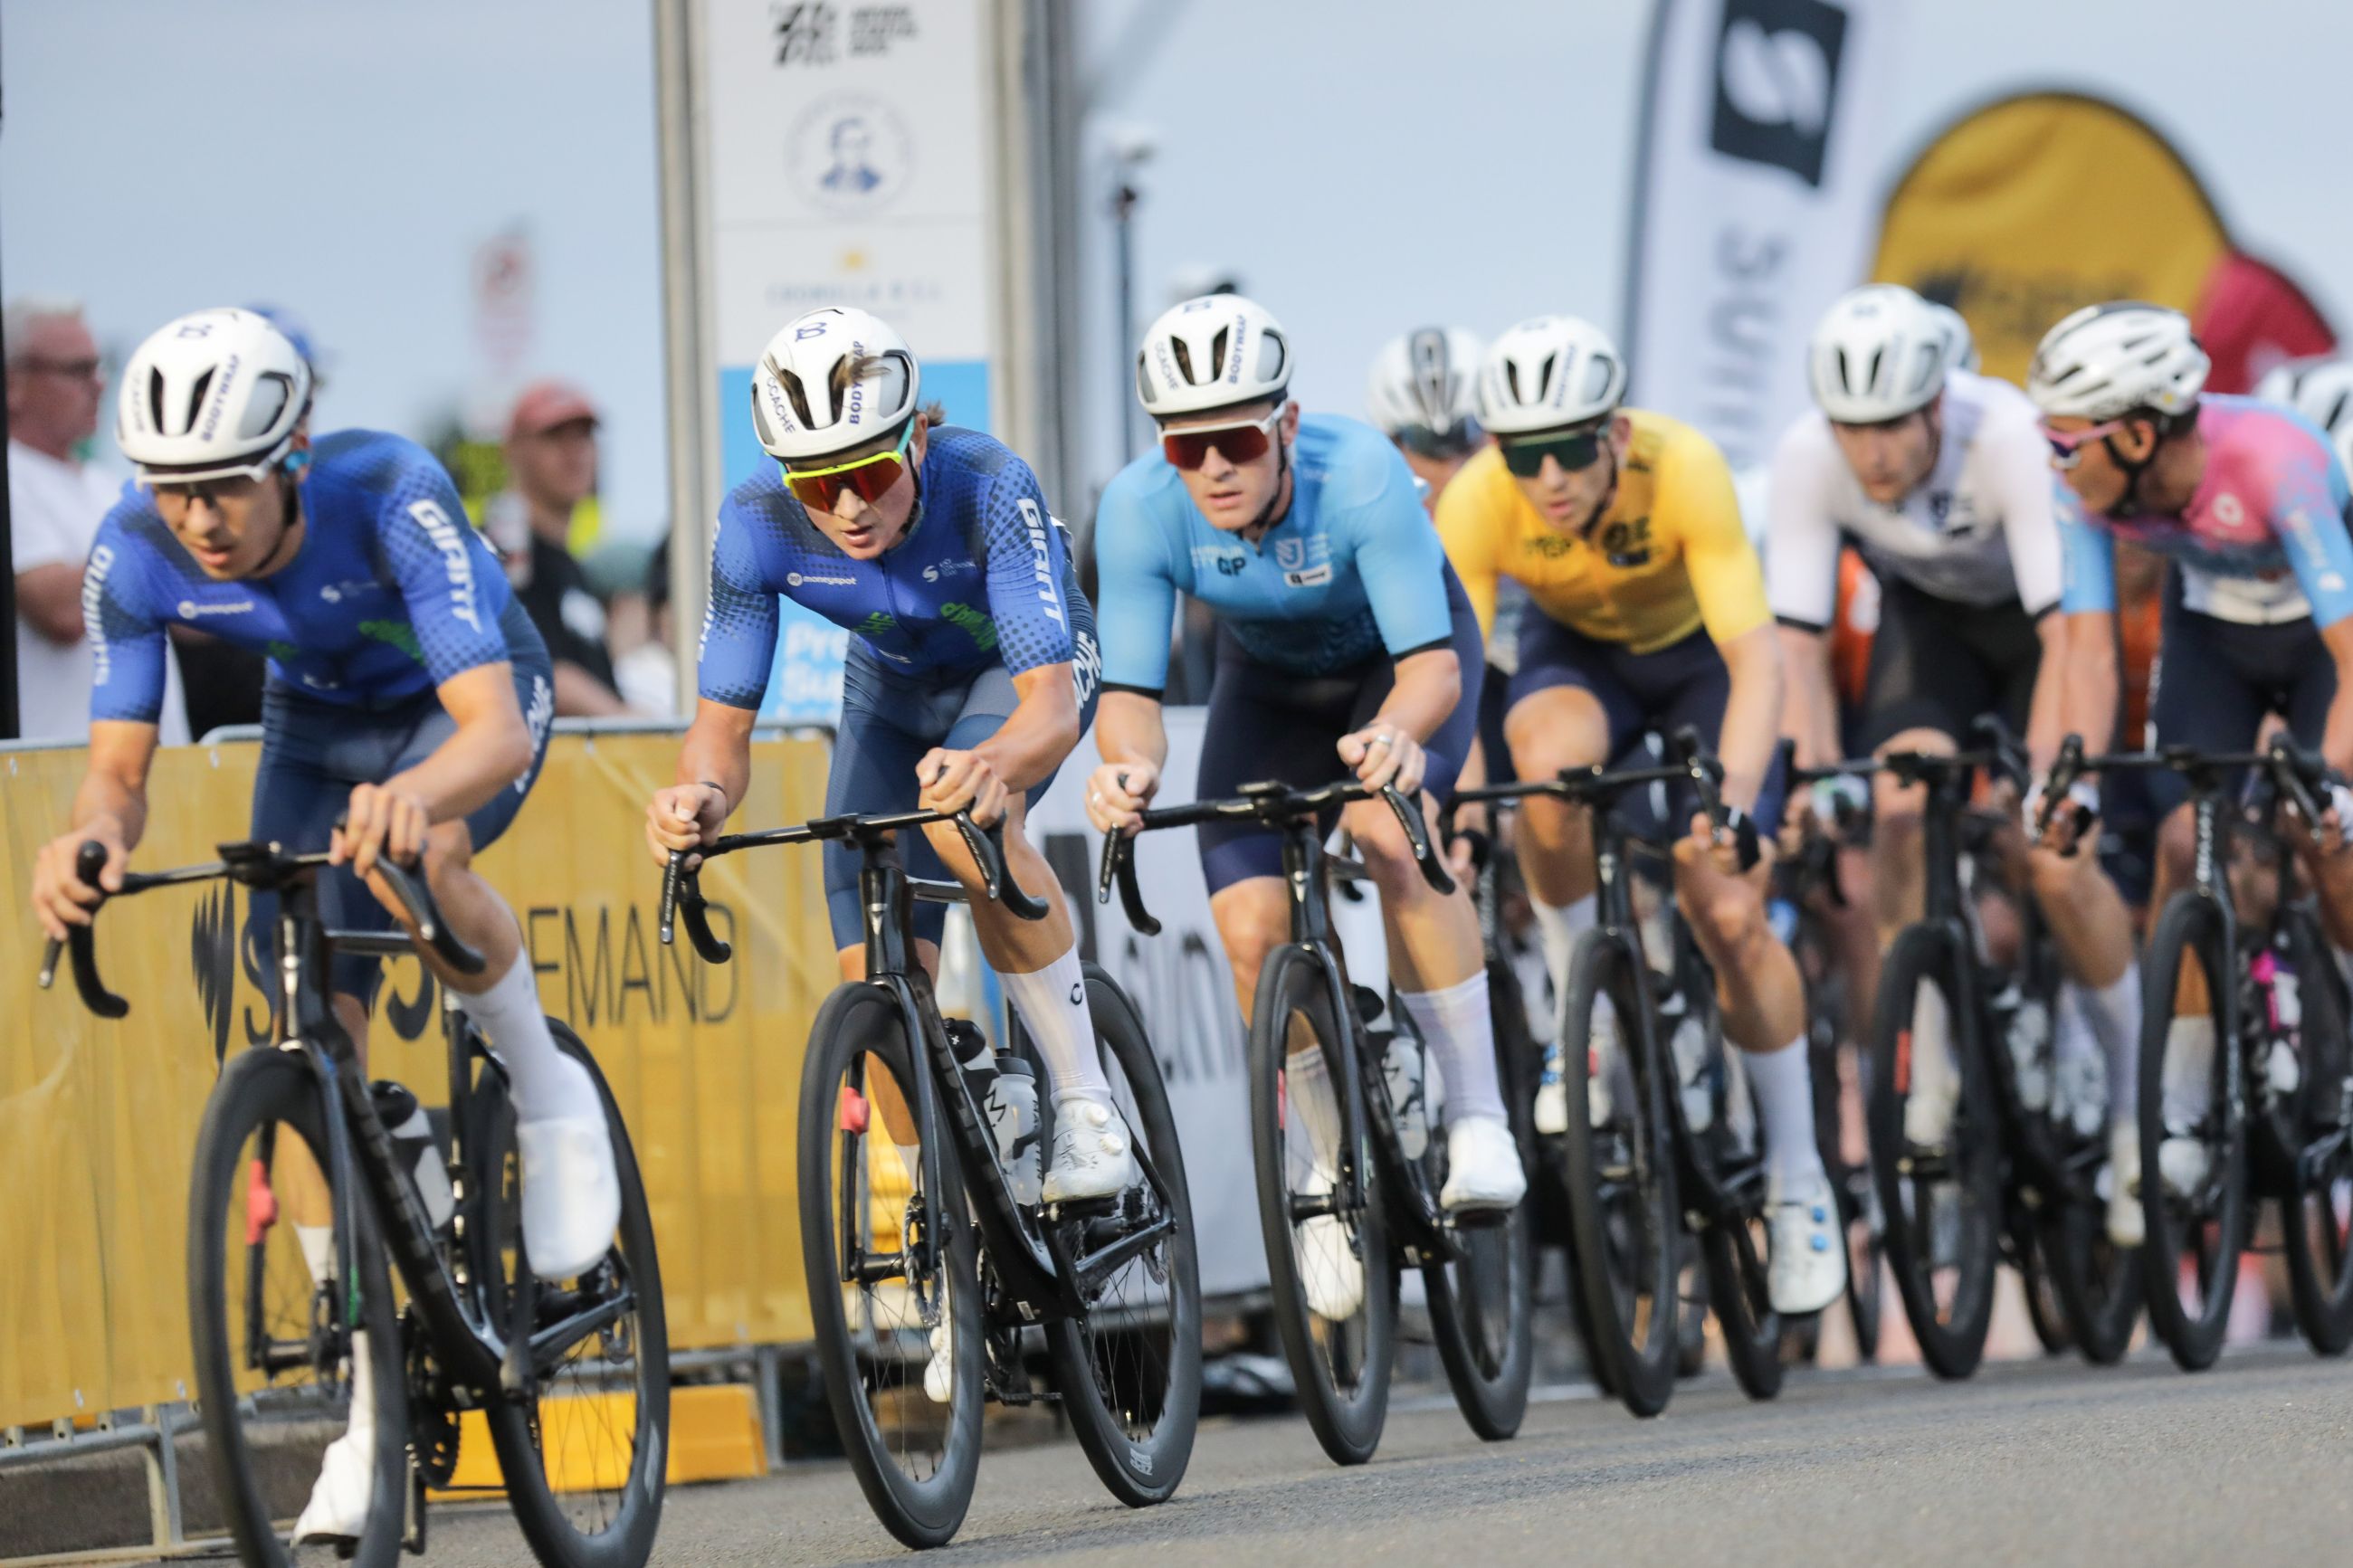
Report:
1367,733,1393,748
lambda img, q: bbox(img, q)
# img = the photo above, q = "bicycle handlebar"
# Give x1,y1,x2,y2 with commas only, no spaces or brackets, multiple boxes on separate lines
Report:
36,827,483,1020
1098,780,1451,937
658,806,1046,964
2034,732,2335,852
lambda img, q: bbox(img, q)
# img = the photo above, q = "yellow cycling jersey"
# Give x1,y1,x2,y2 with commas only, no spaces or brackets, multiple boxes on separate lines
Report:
1436,408,1771,656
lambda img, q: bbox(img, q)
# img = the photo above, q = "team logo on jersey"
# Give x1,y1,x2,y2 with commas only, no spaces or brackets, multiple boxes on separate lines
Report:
83,544,116,686
1018,499,1067,626
1282,565,1333,588
1274,538,1308,572
177,598,254,619
407,499,481,631
922,557,977,582
786,570,857,588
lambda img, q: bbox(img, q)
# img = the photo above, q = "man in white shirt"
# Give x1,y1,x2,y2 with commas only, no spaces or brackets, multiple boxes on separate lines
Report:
8,297,186,743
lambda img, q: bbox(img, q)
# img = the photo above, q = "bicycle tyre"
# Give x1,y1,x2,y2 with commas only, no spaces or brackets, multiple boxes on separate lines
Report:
188,1047,405,1568
1251,943,1396,1466
2278,909,2353,1355
1422,955,1537,1440
799,984,983,1547
1046,966,1204,1505
476,1023,670,1568
2015,1219,2073,1355
1867,922,2000,1380
2137,893,2250,1373
1558,930,1681,1418
2045,1200,2139,1364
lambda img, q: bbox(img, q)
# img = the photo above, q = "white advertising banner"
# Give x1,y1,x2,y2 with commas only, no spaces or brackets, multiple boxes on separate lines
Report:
699,0,1005,724
1622,0,1907,471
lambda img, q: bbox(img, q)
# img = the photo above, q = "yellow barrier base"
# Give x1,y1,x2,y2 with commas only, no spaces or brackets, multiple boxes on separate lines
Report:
428,1383,766,1500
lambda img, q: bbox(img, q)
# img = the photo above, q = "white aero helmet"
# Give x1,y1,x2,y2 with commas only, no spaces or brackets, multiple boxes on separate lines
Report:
2256,356,2353,477
117,307,312,481
1367,327,1484,448
1806,285,1949,423
2027,301,2210,422
1477,315,1627,436
1135,294,1291,419
1927,300,1980,374
750,306,921,463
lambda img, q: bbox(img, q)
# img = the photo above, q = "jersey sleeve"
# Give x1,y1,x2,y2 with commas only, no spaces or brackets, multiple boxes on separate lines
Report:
1763,420,1843,631
1665,430,1773,645
2053,481,2119,615
1983,401,2065,617
1434,461,1503,638
1337,442,1455,656
82,517,169,725
696,496,780,710
1090,469,1181,696
376,460,513,685
977,455,1077,677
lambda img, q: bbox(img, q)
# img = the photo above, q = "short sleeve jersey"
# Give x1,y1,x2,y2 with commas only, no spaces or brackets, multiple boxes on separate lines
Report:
697,425,1090,708
1091,413,1457,689
85,430,516,722
1767,370,2064,628
1437,407,1770,655
2055,395,2353,629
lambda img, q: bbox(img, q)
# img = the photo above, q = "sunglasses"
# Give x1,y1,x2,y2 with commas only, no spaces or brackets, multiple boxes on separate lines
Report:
1159,404,1285,470
1499,423,1608,479
781,420,917,512
1393,421,1481,461
2041,417,2129,470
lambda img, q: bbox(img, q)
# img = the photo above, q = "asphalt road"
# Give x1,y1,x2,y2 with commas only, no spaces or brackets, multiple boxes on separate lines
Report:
218,1341,2351,1568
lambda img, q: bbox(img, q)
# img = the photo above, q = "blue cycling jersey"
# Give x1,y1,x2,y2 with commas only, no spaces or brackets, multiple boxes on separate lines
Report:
1091,413,1457,689
697,425,1094,708
2056,395,2353,628
87,430,519,722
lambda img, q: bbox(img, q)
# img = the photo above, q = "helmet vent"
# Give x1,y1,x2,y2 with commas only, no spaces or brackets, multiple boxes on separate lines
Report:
778,367,817,428
1577,353,1617,405
238,375,291,442
183,369,214,435
1171,337,1198,385
1208,328,1233,384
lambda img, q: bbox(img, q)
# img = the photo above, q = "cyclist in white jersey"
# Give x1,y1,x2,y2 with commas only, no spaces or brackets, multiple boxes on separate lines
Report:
1769,285,2082,1167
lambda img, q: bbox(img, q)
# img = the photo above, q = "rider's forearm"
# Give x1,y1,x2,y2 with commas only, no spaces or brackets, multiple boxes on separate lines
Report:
972,664,1081,794
2060,611,2120,757
674,699,757,815
1372,647,1462,746
1775,623,1842,769
2025,613,2070,774
72,720,158,850
1095,690,1169,774
1718,628,1785,816
2318,618,2353,775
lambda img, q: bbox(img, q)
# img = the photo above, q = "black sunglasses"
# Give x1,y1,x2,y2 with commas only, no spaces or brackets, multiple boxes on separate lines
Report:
1499,423,1608,478
1392,421,1481,461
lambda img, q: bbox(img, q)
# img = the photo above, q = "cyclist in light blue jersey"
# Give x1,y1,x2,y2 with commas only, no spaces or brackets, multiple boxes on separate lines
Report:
1083,295,1526,1316
24,309,614,1546
644,307,1132,1210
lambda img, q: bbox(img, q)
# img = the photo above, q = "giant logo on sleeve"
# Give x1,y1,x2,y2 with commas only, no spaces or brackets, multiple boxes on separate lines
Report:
1709,0,1850,188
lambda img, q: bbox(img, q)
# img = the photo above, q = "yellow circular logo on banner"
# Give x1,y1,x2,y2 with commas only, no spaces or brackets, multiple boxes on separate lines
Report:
1873,92,2230,385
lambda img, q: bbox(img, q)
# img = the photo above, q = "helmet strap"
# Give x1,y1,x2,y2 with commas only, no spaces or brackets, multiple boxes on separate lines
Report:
1242,423,1294,543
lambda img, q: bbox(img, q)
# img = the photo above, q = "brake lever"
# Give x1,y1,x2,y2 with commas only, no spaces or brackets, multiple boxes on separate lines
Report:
1377,784,1455,896
659,850,734,963
38,841,130,1019
953,813,1049,921
1095,830,1161,936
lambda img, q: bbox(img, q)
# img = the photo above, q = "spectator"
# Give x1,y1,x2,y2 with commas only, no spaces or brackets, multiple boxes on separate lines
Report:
6,297,187,743
492,380,633,716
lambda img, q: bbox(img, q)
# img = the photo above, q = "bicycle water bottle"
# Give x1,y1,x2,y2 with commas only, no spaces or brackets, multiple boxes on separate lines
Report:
950,1021,1043,1205
1384,1036,1429,1159
1671,1014,1713,1132
371,1081,454,1232
2253,951,2304,1100
2002,988,2053,1114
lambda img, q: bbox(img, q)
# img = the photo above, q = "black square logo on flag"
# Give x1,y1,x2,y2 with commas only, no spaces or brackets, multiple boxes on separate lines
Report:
1708,0,1849,187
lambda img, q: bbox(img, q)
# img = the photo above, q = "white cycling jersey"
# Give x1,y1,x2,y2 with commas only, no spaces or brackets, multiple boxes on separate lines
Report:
1767,370,2062,629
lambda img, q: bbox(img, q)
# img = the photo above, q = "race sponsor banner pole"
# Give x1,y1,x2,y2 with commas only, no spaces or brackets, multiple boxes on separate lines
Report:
1621,0,1907,470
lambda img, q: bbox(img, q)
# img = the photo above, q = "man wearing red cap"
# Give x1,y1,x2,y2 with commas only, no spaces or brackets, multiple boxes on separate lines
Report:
496,380,632,715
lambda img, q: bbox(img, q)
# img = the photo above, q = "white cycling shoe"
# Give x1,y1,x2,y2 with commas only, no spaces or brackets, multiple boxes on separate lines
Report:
517,1101,622,1281
1295,1167,1366,1321
2158,1131,2212,1199
293,1426,376,1544
1043,1092,1140,1203
1536,1003,1628,1135
923,1308,956,1403
1766,1168,1847,1316
1439,1116,1527,1213
2106,1122,2145,1249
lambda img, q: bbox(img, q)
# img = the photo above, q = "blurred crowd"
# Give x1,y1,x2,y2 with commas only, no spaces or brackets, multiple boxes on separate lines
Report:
6,297,677,745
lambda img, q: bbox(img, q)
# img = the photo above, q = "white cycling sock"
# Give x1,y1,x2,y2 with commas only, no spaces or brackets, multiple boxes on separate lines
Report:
1529,893,1597,1001
296,1223,335,1289
1742,1032,1824,1188
2161,1014,2216,1131
2076,965,2143,1125
999,945,1110,1099
458,955,602,1125
342,1329,376,1449
1397,971,1505,1125
1287,1045,1345,1176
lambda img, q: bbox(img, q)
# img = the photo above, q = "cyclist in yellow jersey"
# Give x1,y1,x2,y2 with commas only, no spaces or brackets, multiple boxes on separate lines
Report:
1436,314,1843,1315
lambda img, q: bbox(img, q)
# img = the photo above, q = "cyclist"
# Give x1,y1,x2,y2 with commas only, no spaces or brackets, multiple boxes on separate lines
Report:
24,308,609,1544
1367,326,1487,512
1437,313,1845,1315
2027,301,2353,1245
1083,294,1526,1318
1767,283,2074,1152
642,307,1130,1206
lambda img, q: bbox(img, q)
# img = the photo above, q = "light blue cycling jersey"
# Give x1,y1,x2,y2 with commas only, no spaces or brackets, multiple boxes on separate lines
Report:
2057,395,2353,627
86,430,520,722
1091,413,1456,689
698,425,1092,708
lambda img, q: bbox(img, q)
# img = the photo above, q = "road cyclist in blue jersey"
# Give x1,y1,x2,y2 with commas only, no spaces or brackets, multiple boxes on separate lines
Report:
1082,293,1528,1324
24,307,614,1546
643,306,1124,1197
2025,302,2353,1241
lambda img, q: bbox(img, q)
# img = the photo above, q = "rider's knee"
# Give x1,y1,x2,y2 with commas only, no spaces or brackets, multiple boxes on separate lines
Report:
2157,804,2197,880
1218,910,1288,993
919,817,979,879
